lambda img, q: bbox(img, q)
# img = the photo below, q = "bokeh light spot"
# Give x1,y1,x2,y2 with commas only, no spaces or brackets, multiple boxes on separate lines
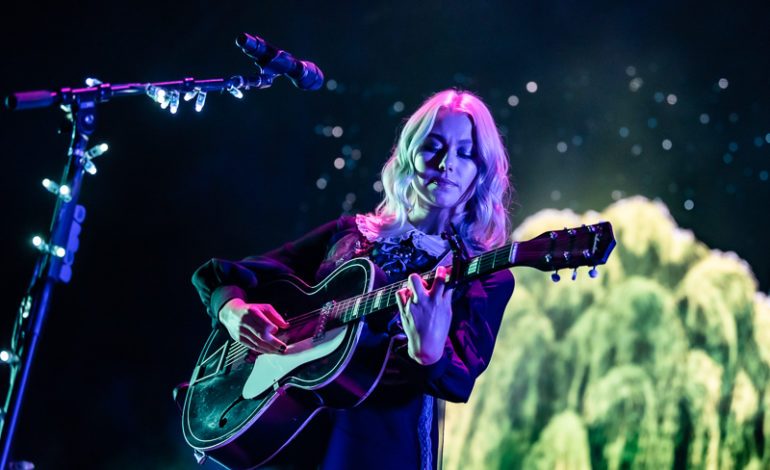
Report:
507,95,520,106
526,81,538,93
662,139,673,150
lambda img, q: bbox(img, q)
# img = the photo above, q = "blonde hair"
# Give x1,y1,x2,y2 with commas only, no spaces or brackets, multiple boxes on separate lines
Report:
360,89,513,252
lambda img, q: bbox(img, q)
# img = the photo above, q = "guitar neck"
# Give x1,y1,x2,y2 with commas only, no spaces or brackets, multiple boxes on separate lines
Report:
327,221,615,326
331,242,519,325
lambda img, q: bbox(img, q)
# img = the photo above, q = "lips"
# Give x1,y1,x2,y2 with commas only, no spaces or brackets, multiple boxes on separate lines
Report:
428,177,457,187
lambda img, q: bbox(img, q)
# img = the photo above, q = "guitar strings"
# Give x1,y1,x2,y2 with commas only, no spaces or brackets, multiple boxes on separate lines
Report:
217,248,513,371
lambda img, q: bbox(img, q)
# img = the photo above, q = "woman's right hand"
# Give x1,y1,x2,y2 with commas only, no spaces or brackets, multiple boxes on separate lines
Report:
218,298,289,354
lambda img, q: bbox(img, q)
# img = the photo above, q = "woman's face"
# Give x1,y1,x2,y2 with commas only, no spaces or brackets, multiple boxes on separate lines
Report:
412,109,479,212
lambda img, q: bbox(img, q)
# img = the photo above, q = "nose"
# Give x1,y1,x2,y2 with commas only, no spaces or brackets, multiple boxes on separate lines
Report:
437,150,456,172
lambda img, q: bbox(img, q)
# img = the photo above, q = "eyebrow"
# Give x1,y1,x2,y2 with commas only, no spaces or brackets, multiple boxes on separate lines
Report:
425,133,474,145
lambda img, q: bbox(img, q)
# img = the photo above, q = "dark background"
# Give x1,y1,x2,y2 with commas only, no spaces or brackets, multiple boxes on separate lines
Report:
1,1,768,467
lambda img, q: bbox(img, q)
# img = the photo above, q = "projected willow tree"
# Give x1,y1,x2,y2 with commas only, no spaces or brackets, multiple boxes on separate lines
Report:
444,196,770,470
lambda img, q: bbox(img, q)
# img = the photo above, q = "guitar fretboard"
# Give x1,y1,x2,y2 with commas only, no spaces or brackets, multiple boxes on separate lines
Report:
329,242,518,325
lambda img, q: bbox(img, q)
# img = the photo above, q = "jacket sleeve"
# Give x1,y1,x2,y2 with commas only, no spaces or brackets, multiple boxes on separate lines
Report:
191,216,354,327
405,268,515,403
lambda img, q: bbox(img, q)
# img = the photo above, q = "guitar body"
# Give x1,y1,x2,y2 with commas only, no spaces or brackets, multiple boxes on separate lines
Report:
182,258,394,469
181,221,617,469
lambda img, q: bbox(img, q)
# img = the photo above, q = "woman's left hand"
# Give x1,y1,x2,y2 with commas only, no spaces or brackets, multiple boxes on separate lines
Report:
396,265,454,365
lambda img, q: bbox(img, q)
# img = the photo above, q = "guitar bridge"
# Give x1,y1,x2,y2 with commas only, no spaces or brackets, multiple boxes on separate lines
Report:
313,301,335,343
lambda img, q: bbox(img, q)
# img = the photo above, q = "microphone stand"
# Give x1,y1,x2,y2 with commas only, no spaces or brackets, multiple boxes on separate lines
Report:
0,71,277,469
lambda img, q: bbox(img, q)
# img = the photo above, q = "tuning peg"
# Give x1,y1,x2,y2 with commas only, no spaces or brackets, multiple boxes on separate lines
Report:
551,271,561,283
571,268,578,281
589,267,599,278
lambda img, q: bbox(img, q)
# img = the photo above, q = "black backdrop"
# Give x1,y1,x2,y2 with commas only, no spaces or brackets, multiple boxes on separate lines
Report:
1,1,768,467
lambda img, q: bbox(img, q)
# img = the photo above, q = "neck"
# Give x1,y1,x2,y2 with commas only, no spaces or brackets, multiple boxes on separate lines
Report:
407,204,464,235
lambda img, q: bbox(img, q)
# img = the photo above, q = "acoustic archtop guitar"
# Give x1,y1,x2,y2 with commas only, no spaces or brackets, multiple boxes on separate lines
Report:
182,222,616,469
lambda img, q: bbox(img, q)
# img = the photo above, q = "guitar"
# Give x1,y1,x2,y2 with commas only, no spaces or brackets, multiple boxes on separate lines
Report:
182,222,616,468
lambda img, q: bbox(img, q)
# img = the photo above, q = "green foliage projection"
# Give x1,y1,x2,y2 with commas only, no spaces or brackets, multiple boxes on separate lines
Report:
444,196,770,470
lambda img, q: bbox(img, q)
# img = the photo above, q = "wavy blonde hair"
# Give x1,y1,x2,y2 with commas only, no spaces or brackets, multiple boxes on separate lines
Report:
360,89,513,252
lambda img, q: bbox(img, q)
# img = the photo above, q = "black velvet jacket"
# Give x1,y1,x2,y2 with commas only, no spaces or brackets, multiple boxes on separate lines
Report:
192,215,515,469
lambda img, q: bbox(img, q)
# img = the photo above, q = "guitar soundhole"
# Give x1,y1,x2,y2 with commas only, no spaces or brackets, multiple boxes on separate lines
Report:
218,395,244,428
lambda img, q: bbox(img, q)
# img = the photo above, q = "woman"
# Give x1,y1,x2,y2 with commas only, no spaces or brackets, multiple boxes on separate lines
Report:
193,89,515,469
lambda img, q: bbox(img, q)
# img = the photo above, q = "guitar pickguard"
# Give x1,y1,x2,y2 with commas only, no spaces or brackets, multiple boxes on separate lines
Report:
242,325,349,399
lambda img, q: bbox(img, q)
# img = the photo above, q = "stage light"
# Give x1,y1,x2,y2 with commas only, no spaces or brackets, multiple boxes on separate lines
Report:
169,90,180,114
227,85,243,99
195,91,207,112
0,350,19,365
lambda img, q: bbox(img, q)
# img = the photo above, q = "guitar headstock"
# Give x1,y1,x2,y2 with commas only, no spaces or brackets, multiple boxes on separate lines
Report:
514,222,616,280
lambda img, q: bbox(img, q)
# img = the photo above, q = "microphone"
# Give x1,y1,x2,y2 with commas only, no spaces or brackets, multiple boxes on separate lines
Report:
236,33,324,91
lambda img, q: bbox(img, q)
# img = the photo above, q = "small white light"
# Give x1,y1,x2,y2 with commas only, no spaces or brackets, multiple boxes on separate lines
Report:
86,143,109,159
169,91,180,114
666,94,677,105
373,180,384,192
699,113,710,124
54,246,66,258
156,89,167,101
718,78,729,89
59,185,71,196
32,236,43,247
526,81,538,93
556,142,568,153
85,77,103,87
684,199,694,210
507,95,520,106
0,350,9,362
332,126,344,138
334,158,346,169
183,90,197,101
195,91,207,112
84,161,98,175
42,178,54,190
326,79,338,91
662,139,673,150
316,177,328,190
160,100,170,110
392,101,404,112
228,86,244,99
